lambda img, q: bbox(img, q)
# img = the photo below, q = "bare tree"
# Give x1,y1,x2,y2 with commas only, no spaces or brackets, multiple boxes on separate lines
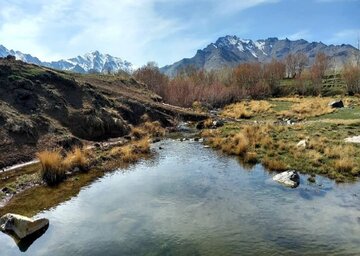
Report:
294,52,309,77
342,63,360,95
310,52,329,95
284,53,309,78
263,59,286,96
285,54,297,78
133,62,169,97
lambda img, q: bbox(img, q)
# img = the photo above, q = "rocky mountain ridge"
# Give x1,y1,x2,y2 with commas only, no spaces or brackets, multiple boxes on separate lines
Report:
161,36,359,76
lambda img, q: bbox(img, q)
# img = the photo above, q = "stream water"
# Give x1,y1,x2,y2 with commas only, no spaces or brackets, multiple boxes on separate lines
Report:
1,139,360,255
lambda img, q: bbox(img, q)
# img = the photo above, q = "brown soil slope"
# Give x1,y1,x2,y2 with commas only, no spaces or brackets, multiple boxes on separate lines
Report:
0,58,205,168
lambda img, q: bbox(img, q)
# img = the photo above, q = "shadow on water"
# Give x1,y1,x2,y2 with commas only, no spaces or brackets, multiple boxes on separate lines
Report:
2,224,49,252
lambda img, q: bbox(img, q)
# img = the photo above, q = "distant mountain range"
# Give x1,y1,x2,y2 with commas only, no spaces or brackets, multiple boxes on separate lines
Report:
0,45,132,74
161,36,359,76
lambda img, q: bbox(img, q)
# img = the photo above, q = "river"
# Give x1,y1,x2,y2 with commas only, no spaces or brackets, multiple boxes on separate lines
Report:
1,139,360,255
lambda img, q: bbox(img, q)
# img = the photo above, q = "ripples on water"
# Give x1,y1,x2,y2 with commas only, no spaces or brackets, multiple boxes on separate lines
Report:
1,140,360,255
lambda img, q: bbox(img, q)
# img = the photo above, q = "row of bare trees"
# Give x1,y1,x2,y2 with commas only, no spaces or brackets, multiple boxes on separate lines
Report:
134,52,359,107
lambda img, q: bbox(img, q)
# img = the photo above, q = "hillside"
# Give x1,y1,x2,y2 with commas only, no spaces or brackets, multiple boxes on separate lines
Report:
0,57,205,168
161,36,359,76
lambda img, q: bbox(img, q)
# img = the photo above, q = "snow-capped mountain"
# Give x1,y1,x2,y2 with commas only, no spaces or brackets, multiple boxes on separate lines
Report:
0,45,132,74
161,35,359,76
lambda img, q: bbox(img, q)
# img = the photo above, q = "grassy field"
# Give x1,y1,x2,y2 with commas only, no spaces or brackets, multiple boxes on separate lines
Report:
204,96,360,182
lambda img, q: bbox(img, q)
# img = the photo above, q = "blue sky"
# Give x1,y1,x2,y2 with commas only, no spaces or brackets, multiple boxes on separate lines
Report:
0,0,359,67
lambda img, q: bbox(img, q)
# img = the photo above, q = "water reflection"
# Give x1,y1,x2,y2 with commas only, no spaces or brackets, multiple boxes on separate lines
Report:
2,224,49,252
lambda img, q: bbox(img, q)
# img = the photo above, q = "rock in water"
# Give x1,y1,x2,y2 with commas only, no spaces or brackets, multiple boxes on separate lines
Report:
329,100,344,108
0,213,49,239
273,170,300,188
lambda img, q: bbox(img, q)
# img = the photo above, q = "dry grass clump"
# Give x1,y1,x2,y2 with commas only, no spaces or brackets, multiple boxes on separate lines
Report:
132,121,166,139
143,121,166,137
306,150,323,166
307,137,329,152
244,151,258,164
324,144,355,159
241,124,273,149
221,100,272,119
201,129,220,138
280,97,335,119
131,127,147,139
63,146,89,171
192,101,204,113
206,123,273,158
204,118,214,128
334,158,354,173
110,137,150,163
221,133,249,155
343,97,360,107
262,157,288,172
37,146,90,185
275,97,302,103
37,150,66,185
207,136,224,149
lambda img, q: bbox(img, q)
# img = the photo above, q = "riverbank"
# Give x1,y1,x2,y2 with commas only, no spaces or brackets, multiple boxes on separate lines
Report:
0,133,156,217
201,96,360,182
2,95,360,217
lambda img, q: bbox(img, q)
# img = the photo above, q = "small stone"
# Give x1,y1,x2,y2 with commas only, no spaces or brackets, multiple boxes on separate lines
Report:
307,176,316,183
296,139,308,149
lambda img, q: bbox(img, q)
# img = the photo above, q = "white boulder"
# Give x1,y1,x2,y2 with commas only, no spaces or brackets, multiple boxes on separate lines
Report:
344,135,360,144
296,139,308,149
0,213,49,239
273,170,300,188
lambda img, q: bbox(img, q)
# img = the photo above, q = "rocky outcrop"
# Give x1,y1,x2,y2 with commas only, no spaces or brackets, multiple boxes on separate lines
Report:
273,170,300,188
0,213,49,239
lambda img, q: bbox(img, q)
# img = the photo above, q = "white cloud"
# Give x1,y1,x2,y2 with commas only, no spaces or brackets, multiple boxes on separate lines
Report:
282,30,312,41
212,0,280,15
0,0,280,66
328,29,360,46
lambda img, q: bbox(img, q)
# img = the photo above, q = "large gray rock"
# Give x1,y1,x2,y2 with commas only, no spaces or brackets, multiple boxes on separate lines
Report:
0,213,49,239
273,170,300,188
329,100,344,108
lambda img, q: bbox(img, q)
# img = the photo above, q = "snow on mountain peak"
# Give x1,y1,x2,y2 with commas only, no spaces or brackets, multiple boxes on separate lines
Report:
0,44,132,74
